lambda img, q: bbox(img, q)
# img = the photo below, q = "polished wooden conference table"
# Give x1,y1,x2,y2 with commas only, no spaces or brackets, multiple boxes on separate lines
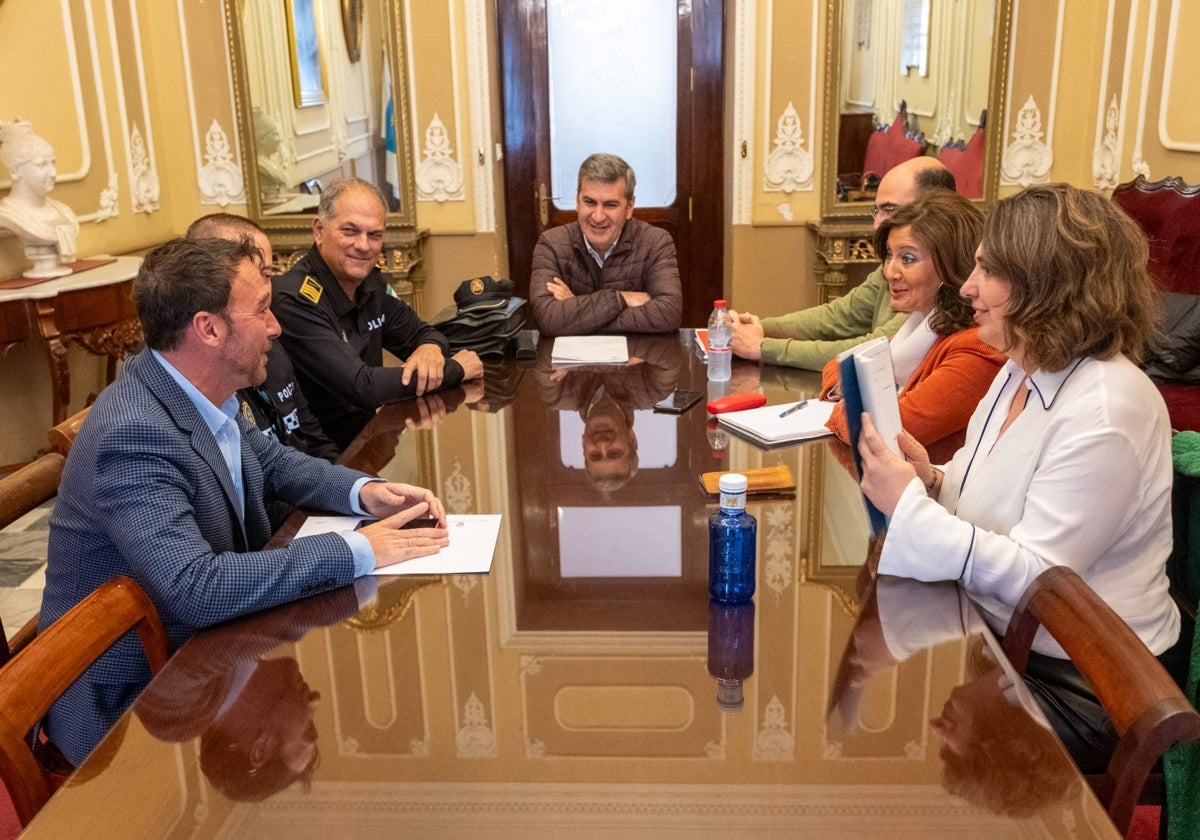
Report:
22,332,1121,839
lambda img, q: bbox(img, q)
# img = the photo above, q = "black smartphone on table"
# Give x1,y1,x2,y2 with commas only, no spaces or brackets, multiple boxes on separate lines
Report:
653,389,703,414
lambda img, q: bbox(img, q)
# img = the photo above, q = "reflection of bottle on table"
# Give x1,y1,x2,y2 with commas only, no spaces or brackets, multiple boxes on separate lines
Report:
707,599,755,712
706,380,730,456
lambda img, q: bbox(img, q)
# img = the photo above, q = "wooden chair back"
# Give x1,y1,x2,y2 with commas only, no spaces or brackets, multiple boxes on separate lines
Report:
0,575,169,826
1002,565,1200,835
47,405,89,457
0,453,63,533
0,452,65,668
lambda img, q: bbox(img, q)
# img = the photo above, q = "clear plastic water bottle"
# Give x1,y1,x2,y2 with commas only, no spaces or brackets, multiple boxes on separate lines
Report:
707,299,732,382
709,473,756,602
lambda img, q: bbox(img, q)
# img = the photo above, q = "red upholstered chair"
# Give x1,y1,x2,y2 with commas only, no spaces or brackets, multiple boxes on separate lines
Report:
881,102,925,176
939,111,987,198
1112,176,1200,431
860,101,926,191
860,126,890,189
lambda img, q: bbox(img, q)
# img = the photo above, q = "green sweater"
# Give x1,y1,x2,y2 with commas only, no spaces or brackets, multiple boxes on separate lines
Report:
758,267,905,370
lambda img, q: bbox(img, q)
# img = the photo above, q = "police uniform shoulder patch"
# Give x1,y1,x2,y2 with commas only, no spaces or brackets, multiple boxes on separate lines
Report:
239,398,257,426
299,275,324,305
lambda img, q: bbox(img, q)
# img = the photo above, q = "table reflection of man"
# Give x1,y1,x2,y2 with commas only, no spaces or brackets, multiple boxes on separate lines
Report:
135,579,382,801
535,334,681,491
830,575,1079,817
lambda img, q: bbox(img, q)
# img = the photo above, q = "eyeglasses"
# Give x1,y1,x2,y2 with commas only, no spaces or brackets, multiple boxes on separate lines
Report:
871,202,901,219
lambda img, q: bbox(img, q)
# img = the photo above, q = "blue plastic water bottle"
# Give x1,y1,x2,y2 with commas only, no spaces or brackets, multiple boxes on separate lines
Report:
709,473,756,602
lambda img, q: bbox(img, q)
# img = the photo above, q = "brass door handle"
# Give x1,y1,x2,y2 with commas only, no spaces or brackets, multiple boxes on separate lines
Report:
538,182,549,227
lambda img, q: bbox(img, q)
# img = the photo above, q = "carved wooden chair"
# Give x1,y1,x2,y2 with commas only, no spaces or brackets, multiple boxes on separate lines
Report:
0,575,169,827
1002,565,1200,836
47,405,89,457
0,452,65,667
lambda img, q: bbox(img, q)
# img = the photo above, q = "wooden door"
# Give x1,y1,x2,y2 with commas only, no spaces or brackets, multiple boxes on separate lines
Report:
498,0,725,329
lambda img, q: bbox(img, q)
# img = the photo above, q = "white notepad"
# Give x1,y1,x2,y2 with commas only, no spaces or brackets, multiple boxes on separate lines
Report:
717,400,836,447
550,335,629,365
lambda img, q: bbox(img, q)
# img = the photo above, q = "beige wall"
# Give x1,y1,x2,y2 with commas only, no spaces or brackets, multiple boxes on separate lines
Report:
1,0,1199,464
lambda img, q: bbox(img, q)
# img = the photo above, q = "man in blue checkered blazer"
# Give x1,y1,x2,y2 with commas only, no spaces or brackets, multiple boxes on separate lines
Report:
40,236,451,766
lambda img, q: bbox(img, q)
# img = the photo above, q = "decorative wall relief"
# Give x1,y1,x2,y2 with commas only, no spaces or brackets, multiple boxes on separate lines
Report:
198,118,245,206
1000,95,1052,187
762,503,795,596
97,172,119,221
416,113,465,203
129,124,161,213
1092,95,1121,190
763,102,814,193
753,694,795,760
731,0,757,225
444,459,472,514
456,692,497,758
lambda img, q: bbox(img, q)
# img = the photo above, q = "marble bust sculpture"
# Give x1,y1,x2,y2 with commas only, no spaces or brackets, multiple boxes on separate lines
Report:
252,108,292,204
0,121,81,279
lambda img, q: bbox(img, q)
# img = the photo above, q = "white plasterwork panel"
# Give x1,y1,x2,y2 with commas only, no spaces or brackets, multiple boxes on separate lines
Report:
1158,0,1200,151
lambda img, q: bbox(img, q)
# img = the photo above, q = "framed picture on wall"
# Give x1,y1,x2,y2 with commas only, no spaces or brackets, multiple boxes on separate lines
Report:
285,0,328,107
341,0,363,63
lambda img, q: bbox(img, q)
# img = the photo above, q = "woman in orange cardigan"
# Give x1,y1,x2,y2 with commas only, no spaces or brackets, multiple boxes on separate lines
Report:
822,191,1005,464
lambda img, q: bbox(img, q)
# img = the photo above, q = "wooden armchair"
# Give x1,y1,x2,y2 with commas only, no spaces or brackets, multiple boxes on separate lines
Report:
47,405,89,457
0,452,65,667
1002,565,1200,836
0,575,169,827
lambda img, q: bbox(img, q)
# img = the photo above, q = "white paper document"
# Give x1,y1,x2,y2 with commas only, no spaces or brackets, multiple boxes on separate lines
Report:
550,335,629,365
294,514,501,575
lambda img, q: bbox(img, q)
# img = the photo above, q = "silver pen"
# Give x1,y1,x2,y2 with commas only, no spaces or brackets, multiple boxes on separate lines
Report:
779,399,809,418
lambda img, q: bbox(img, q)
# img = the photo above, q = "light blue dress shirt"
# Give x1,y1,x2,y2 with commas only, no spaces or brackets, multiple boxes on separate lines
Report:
152,350,377,576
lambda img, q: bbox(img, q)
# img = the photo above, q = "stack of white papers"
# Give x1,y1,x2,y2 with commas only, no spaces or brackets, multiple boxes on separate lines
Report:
717,401,836,447
551,335,629,365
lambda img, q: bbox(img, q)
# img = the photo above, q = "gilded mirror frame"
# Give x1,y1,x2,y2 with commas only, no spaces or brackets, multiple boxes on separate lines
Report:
222,0,423,287
819,0,1014,222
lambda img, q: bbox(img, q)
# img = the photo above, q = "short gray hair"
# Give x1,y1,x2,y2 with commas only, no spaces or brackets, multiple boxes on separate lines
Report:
317,178,387,222
577,153,636,200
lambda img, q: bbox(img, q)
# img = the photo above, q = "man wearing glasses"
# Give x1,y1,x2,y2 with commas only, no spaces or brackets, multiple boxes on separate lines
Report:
729,157,956,370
